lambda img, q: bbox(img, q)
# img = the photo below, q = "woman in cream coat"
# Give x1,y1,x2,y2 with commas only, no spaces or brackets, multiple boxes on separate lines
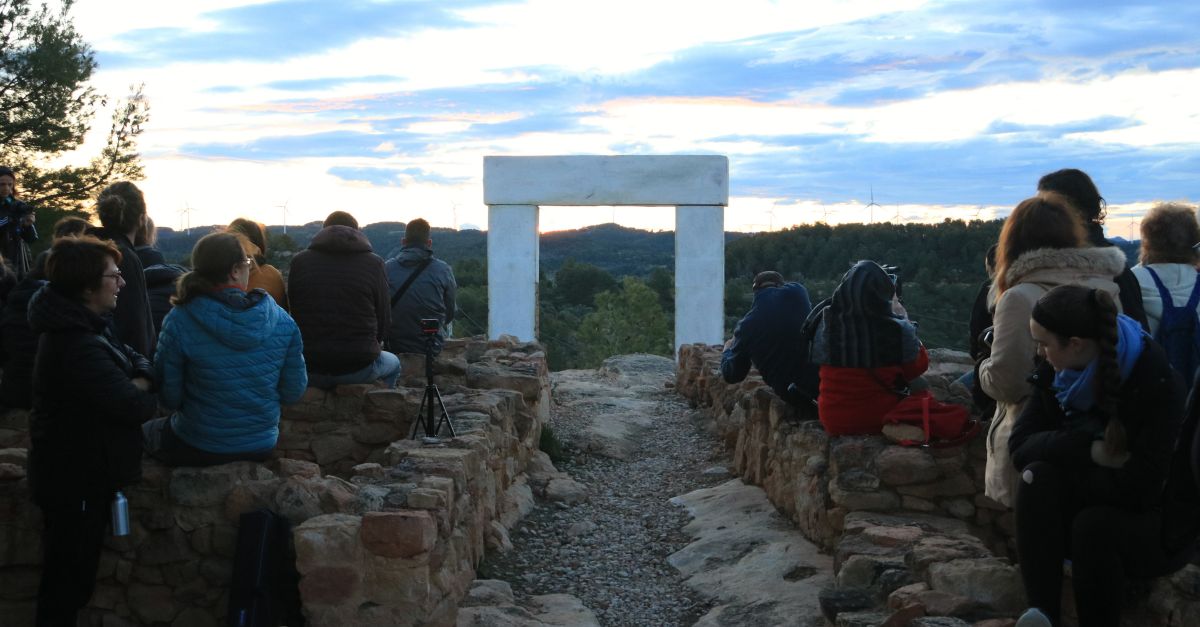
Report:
979,193,1128,507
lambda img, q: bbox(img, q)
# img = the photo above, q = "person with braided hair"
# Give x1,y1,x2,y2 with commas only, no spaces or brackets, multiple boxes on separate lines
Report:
1009,285,1198,627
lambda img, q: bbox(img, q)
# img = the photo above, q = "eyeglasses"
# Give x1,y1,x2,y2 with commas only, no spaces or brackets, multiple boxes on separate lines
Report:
102,272,123,281
240,257,254,266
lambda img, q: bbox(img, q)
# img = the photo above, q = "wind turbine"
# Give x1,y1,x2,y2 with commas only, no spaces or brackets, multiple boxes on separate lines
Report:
820,203,830,224
864,186,882,224
179,203,191,235
278,200,290,235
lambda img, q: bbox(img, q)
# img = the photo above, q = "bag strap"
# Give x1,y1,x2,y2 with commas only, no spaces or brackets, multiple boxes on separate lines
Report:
390,258,433,308
1144,267,1175,311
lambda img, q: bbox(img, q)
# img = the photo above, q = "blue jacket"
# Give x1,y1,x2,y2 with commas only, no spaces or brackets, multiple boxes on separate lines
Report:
154,288,307,453
721,282,819,404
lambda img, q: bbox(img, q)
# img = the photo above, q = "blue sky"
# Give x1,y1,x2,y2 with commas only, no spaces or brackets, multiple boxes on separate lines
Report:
68,0,1199,233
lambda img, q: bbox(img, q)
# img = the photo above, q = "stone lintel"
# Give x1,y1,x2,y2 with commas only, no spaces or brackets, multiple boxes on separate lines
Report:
483,155,729,206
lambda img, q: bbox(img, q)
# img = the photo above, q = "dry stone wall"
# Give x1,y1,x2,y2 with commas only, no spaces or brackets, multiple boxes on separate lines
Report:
0,336,549,627
676,343,1200,626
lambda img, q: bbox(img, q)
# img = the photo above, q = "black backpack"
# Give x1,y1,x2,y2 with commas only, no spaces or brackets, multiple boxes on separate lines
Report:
1144,267,1200,384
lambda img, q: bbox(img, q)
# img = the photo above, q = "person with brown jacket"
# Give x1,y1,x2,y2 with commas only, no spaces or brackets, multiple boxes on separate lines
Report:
978,193,1127,508
287,211,399,388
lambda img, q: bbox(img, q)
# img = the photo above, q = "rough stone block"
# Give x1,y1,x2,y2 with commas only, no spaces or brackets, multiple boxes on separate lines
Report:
295,514,363,571
298,565,361,606
128,583,177,623
169,463,274,507
895,474,976,499
829,482,899,511
360,511,436,558
276,458,321,479
876,447,940,486
926,558,1025,614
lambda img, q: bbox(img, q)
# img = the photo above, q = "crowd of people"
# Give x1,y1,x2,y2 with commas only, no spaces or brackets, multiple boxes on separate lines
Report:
5,160,1199,625
0,167,458,625
721,168,1200,627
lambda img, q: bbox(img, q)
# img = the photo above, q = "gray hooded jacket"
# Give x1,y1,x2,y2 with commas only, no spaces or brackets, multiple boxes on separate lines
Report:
384,246,457,354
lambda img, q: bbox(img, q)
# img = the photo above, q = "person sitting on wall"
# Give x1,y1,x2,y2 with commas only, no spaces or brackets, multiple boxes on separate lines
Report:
27,236,157,626
810,260,929,435
1010,285,1197,627
227,217,288,310
384,217,457,356
289,211,400,388
721,270,819,410
145,232,307,466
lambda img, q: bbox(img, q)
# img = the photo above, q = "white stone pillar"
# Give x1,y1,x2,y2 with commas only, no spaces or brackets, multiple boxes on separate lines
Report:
674,205,725,353
487,204,539,341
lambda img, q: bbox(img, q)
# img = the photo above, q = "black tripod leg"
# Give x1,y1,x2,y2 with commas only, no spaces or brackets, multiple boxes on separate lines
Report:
411,385,434,439
433,385,456,437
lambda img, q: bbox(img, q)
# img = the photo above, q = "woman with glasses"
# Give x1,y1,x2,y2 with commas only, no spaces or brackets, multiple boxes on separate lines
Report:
143,232,307,466
27,236,157,626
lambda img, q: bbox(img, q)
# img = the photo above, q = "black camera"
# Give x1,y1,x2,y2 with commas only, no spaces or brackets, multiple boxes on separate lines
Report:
419,318,440,335
880,264,902,298
1,196,32,218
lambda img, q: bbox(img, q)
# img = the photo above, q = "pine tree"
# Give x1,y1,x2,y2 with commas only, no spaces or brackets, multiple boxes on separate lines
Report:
1,0,149,223
578,277,671,365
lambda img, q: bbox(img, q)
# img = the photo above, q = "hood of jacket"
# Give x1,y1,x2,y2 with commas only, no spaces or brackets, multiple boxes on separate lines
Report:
394,245,433,267
27,283,108,335
1005,246,1128,291
181,288,282,351
2,277,46,326
144,263,187,289
308,225,374,255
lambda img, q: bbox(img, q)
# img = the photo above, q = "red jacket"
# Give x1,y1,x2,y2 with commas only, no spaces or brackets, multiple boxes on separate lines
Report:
818,345,929,435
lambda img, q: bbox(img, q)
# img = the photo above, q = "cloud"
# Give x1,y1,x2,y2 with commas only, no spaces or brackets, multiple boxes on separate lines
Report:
97,0,510,66
328,166,470,186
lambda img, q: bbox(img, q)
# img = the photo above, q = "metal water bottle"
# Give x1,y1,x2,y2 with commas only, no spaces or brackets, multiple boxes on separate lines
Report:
111,490,130,537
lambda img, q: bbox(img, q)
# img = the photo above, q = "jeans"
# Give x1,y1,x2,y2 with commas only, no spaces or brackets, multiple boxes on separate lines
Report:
307,350,401,389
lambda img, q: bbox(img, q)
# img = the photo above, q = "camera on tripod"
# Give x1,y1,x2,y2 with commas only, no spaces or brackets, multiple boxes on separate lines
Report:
411,317,454,442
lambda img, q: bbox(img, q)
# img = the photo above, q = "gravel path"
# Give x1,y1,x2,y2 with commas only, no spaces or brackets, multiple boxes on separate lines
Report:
477,370,731,627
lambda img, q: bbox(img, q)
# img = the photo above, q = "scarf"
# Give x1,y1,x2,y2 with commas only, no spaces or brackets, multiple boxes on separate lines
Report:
811,260,920,368
1053,313,1145,414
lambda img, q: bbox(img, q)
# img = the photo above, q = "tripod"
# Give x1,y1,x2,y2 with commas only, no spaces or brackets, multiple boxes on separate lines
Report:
410,333,455,441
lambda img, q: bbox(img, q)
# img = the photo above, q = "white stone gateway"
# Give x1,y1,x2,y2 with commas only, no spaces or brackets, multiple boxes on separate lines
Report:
483,155,729,354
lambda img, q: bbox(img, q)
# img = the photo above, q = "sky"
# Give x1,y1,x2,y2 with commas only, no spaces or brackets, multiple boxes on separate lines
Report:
58,0,1200,235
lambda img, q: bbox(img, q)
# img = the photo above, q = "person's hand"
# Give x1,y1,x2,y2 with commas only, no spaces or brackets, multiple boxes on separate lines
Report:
891,296,908,319
20,212,34,226
1091,440,1130,468
132,377,152,392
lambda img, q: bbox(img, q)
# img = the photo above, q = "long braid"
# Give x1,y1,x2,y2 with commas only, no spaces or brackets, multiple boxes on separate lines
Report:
1092,289,1125,456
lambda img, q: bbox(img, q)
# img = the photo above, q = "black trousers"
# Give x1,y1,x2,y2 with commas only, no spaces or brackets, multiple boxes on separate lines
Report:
36,496,110,627
1015,461,1189,626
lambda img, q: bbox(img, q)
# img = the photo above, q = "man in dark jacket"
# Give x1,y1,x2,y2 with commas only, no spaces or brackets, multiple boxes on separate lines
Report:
29,236,157,626
720,271,819,409
0,166,38,279
288,211,399,388
384,218,457,355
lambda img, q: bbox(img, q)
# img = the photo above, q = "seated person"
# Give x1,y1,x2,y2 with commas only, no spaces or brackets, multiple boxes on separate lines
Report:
289,211,400,388
384,217,457,355
810,260,928,435
1010,285,1197,627
721,270,818,407
145,232,307,466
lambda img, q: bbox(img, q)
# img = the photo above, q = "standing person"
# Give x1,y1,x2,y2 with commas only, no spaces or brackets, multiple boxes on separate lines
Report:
384,218,457,355
978,194,1126,508
810,260,929,435
133,214,166,268
289,211,399,388
94,181,156,358
1037,168,1149,331
27,236,157,626
1131,202,1200,337
227,218,287,309
1010,286,1196,627
145,232,307,466
0,166,39,279
720,270,819,408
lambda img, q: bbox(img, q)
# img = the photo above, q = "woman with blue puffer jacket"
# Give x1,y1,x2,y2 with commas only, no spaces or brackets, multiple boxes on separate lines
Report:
144,232,307,466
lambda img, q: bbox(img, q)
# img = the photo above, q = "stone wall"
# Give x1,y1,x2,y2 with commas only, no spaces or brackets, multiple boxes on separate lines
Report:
675,343,1200,626
0,336,548,627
